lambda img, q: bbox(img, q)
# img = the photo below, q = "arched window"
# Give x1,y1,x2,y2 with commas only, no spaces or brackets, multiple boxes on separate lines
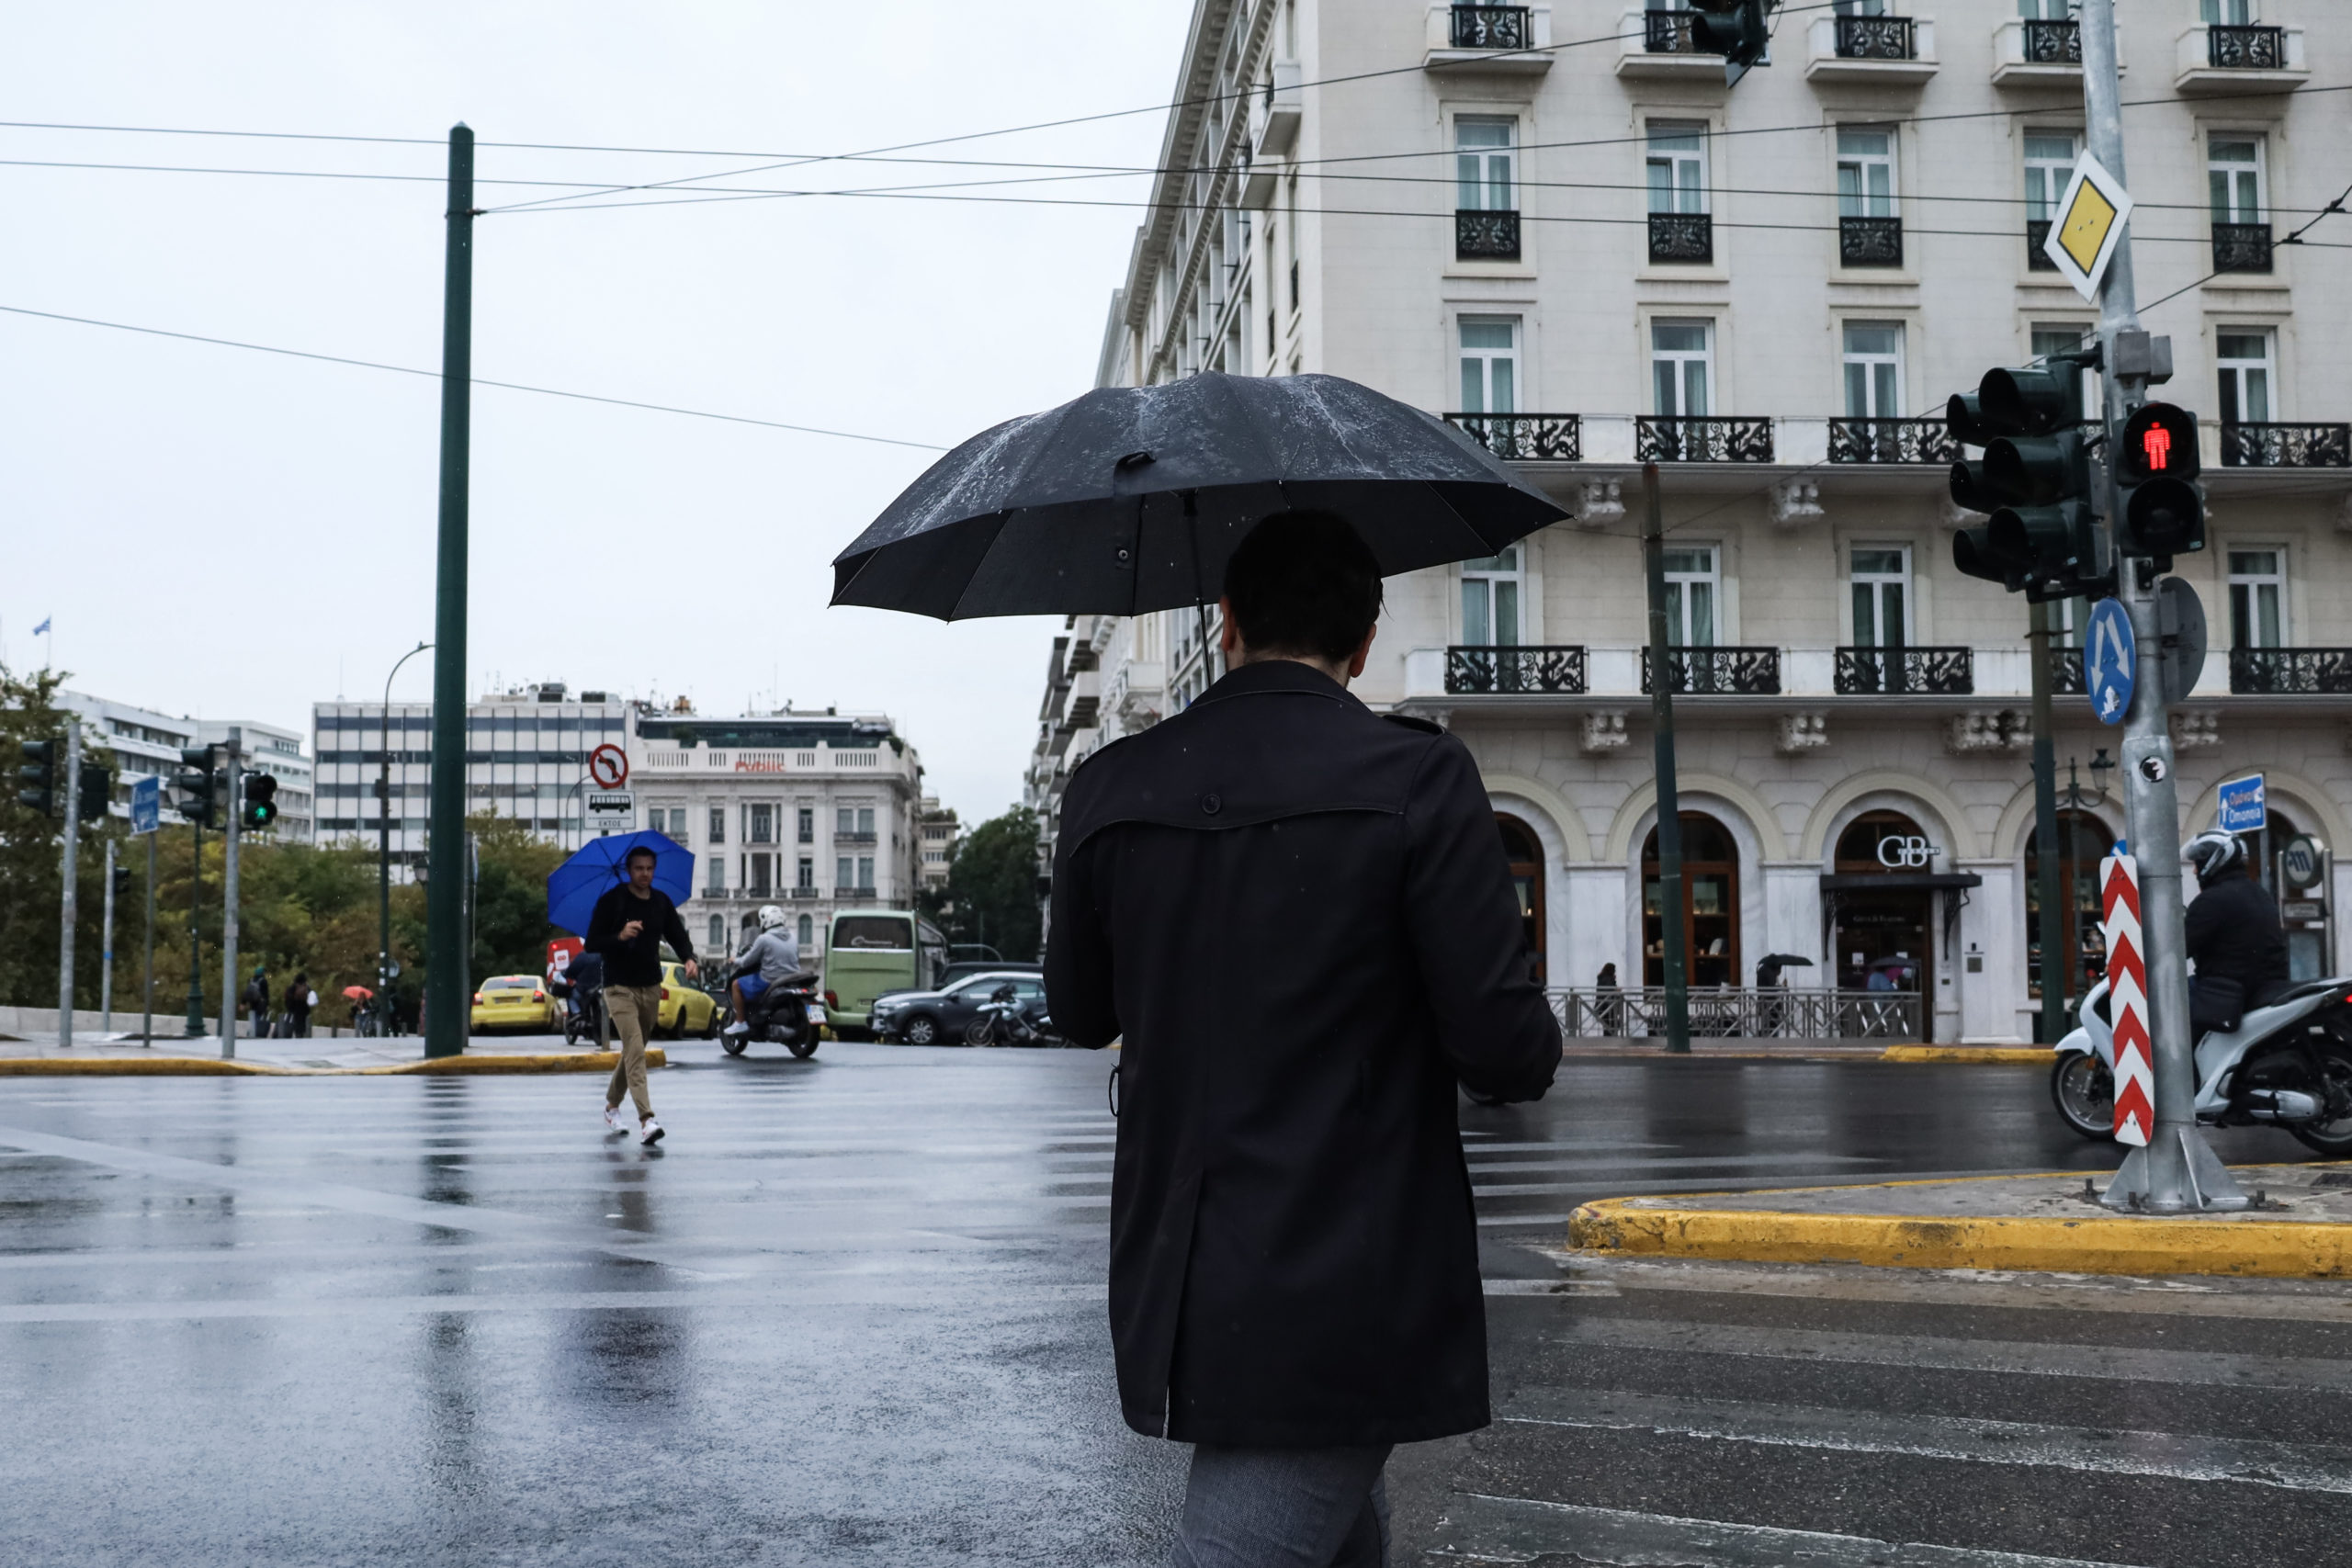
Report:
1830,810,1932,995
1497,814,1544,984
2025,810,2113,1005
1644,813,1738,987
797,913,815,949
707,915,724,952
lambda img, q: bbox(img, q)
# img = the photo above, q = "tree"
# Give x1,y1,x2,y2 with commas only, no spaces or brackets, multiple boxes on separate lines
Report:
941,807,1043,962
0,664,127,1012
462,810,567,987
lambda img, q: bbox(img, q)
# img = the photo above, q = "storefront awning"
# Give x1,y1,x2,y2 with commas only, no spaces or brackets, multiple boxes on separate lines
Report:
1818,873,1984,893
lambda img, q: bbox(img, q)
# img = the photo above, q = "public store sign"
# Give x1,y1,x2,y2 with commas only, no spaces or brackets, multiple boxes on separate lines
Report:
2042,152,2134,303
2217,773,2267,835
2084,599,2135,725
2099,852,2154,1147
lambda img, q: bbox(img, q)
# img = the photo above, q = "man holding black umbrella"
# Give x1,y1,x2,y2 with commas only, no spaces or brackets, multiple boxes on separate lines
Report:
1047,511,1562,1567
585,844,697,1145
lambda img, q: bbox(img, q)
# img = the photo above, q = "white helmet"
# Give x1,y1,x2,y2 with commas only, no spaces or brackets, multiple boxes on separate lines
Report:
2181,829,2247,888
758,904,788,931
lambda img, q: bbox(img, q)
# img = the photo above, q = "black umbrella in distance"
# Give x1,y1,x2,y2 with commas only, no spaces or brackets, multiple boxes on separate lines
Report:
831,371,1567,619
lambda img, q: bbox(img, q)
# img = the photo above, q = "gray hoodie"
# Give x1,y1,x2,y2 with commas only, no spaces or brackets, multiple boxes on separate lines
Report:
738,929,802,985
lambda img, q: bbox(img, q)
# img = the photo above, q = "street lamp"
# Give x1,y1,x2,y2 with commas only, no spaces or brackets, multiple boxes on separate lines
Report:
2062,748,2115,811
379,640,432,1024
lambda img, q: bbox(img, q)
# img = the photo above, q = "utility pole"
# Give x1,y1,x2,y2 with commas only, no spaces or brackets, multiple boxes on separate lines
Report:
2026,601,2067,1047
57,721,82,1048
141,829,156,1046
425,124,477,1060
2079,0,2241,1212
101,838,117,1034
1642,465,1690,1054
218,728,242,1056
186,812,205,1036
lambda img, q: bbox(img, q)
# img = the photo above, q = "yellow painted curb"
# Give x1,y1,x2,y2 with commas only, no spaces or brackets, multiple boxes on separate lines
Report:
1570,1190,2352,1279
1881,1046,2052,1065
0,1049,664,1078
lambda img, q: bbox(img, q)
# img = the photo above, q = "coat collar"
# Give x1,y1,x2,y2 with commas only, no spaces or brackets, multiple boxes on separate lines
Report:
1195,658,1361,710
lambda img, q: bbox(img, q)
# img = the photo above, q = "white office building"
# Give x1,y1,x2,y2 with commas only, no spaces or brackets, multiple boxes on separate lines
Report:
57,691,198,824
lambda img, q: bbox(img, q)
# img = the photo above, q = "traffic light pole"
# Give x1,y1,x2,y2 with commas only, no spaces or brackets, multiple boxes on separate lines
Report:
101,839,116,1034
58,722,81,1048
218,728,242,1056
141,830,156,1046
424,124,476,1061
186,815,205,1036
2026,602,2067,1047
1642,465,1690,1055
2081,0,2243,1213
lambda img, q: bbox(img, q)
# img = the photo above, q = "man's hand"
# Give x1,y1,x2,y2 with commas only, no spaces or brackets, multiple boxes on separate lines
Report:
683,960,699,980
619,919,644,942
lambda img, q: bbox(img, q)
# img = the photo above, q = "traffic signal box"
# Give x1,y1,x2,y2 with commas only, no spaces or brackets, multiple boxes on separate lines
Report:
18,739,58,817
176,746,220,829
76,761,109,822
242,772,279,831
2115,402,2206,563
1949,359,2102,604
1686,0,1774,85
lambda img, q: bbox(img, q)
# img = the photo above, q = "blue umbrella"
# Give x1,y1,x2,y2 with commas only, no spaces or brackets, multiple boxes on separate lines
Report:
547,830,695,938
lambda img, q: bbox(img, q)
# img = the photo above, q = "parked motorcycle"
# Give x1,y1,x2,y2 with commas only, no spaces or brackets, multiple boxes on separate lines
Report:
2051,976,2352,1153
966,983,1054,1047
722,967,823,1060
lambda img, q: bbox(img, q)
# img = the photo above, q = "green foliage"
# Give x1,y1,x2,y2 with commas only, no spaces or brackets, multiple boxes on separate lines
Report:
940,807,1044,963
463,811,566,986
0,665,127,1013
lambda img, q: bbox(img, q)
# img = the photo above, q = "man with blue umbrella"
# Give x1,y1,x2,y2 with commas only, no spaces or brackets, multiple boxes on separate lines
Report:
582,841,698,1145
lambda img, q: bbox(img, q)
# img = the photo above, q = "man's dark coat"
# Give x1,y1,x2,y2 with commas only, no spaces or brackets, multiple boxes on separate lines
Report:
1046,659,1563,1449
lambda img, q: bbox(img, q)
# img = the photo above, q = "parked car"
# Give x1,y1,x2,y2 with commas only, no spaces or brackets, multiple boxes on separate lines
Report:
470,975,561,1034
656,961,721,1039
869,971,1054,1045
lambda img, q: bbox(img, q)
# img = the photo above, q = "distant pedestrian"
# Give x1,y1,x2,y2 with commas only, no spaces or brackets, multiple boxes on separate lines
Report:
284,973,313,1038
584,844,697,1145
241,968,270,1039
1595,962,1623,1036
1046,510,1562,1568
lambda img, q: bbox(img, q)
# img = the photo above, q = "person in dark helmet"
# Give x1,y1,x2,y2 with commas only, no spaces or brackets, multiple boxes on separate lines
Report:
2181,829,2290,1028
1047,508,1563,1568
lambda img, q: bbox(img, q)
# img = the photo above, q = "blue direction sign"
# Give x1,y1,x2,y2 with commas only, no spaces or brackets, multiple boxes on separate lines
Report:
2085,599,2135,725
2217,773,2267,835
130,775,161,835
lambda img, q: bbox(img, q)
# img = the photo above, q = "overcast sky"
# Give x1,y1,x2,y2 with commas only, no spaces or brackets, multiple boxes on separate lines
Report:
2,1,1194,823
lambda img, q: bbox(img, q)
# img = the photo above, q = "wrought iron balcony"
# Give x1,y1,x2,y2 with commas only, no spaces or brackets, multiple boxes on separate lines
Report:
2026,219,2056,271
1456,208,1521,261
2231,648,2352,695
1644,8,1701,54
1636,415,1773,464
1835,646,1973,696
2212,222,2273,274
1839,215,1903,268
1445,645,1589,695
1827,416,1960,466
1648,210,1713,265
2209,24,2285,71
2048,645,2087,697
2022,17,2081,64
1450,3,1530,51
2220,423,2352,468
1835,15,1915,60
1445,412,1583,461
1642,647,1781,696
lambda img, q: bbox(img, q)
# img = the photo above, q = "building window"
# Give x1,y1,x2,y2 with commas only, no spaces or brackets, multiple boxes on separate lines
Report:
836,806,854,836
797,913,814,948
858,855,876,889
2228,548,2286,649
1455,118,1515,212
2201,0,2256,23
1841,322,1903,418
708,858,726,894
708,916,724,950
797,807,813,843
1837,127,1896,218
858,807,876,835
797,856,814,890
1662,547,1718,646
2023,130,2076,220
707,806,726,844
2217,329,2274,424
1644,814,1739,987
1650,321,1713,417
1458,317,1519,413
1646,122,1707,214
836,856,854,888
1850,547,1910,649
748,804,775,844
2208,134,2265,224
749,854,773,896
1461,547,1522,646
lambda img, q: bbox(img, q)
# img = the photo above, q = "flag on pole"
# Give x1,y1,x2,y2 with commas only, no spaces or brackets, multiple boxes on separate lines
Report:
32,617,51,637
2100,852,2153,1146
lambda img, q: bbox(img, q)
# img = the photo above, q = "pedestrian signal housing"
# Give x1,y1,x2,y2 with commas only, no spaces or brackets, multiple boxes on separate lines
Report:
175,747,220,829
242,772,278,830
1948,355,2103,604
2115,402,2205,561
17,739,58,817
1685,0,1775,85
76,761,109,821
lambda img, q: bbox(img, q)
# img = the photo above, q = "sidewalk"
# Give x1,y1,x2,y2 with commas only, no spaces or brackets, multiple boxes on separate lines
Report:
0,1032,663,1077
1561,1038,2047,1063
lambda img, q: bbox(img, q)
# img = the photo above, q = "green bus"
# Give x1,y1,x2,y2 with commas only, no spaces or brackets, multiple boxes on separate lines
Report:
822,910,948,1036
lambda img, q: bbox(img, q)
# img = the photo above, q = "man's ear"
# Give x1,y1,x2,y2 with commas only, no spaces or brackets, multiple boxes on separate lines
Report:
1217,596,1242,659
1345,620,1378,680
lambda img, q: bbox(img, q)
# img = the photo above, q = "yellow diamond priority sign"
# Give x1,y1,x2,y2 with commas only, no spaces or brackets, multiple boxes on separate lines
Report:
2042,151,2134,303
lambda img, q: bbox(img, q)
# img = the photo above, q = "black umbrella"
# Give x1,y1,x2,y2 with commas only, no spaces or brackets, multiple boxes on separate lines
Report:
831,372,1567,619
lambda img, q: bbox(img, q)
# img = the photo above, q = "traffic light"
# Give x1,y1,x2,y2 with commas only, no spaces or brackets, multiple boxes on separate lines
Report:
77,761,110,822
2115,402,2205,561
1686,0,1774,85
242,772,279,830
18,739,58,816
1948,358,2102,604
111,864,132,901
175,746,220,829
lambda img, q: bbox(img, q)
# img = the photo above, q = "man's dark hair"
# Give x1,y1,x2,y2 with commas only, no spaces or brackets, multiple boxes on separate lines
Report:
625,846,658,869
1221,509,1385,663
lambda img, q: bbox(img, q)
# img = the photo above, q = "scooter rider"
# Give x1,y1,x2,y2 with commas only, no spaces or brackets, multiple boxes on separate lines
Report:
2181,829,2291,1027
724,905,803,1038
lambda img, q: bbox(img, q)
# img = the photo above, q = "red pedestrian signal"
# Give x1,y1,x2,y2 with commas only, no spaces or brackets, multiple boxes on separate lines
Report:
2115,403,2205,559
2117,402,2200,484
2142,424,2172,472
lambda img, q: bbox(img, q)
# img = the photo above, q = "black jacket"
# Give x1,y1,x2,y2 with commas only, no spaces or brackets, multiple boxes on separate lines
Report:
2185,871,2290,1006
585,885,693,987
1046,659,1562,1449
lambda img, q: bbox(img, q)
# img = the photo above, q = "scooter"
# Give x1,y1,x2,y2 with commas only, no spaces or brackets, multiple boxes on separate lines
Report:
2050,976,2352,1153
966,983,1055,1047
720,967,823,1060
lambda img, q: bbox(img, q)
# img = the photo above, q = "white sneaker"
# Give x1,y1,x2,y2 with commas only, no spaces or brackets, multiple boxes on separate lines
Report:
639,1117,665,1145
604,1105,629,1134
723,1021,750,1037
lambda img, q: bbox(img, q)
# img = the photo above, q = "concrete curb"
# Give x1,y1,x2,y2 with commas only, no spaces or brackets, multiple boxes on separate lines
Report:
1569,1168,2352,1279
1880,1046,2052,1065
0,1049,667,1078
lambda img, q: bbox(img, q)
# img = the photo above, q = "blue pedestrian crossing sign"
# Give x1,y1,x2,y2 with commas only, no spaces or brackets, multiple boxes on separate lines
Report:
130,775,161,835
2217,773,2267,835
2084,599,2135,725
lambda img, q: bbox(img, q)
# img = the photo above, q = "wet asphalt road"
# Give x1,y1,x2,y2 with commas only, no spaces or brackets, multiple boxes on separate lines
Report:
1,1042,2346,1567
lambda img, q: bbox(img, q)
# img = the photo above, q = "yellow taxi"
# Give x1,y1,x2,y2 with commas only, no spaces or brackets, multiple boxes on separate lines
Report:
470,975,562,1033
655,961,720,1039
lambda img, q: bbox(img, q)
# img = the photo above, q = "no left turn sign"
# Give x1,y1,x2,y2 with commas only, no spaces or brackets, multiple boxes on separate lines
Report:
588,743,629,789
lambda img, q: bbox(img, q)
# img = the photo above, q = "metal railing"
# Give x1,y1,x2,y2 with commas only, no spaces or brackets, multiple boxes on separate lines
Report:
2212,221,2273,274
1642,646,1781,695
1550,987,1922,1041
1835,15,1915,60
1827,416,1959,465
2230,649,2352,695
1445,412,1583,460
1648,210,1713,264
1839,215,1904,267
1450,3,1530,50
2023,17,2081,63
1456,208,1521,261
2026,219,2056,271
1635,414,1774,463
1446,645,1588,695
1643,8,1701,53
1835,646,1973,695
2208,24,2285,71
2220,422,2352,468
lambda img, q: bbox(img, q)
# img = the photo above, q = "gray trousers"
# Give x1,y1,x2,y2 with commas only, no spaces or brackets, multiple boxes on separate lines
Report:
1168,1444,1391,1568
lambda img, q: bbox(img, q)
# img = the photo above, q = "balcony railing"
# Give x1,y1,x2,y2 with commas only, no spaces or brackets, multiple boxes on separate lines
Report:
2022,17,2081,64
1835,646,1974,695
2049,645,2087,697
2231,649,2352,695
832,830,877,845
1648,210,1713,265
1445,645,1589,695
1450,3,1531,51
2220,423,2352,468
2026,219,2056,271
2212,221,2273,274
1445,412,1583,460
1552,987,1921,1041
2209,24,2286,71
1839,215,1904,267
1835,15,1915,60
1636,415,1774,463
1827,416,1959,466
1456,208,1521,261
1644,8,1701,54
1642,646,1781,695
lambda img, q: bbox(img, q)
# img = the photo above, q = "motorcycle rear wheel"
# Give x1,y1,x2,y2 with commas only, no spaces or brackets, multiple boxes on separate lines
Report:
719,1033,747,1057
786,1031,819,1060
2290,1040,2352,1155
2050,1054,2115,1141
